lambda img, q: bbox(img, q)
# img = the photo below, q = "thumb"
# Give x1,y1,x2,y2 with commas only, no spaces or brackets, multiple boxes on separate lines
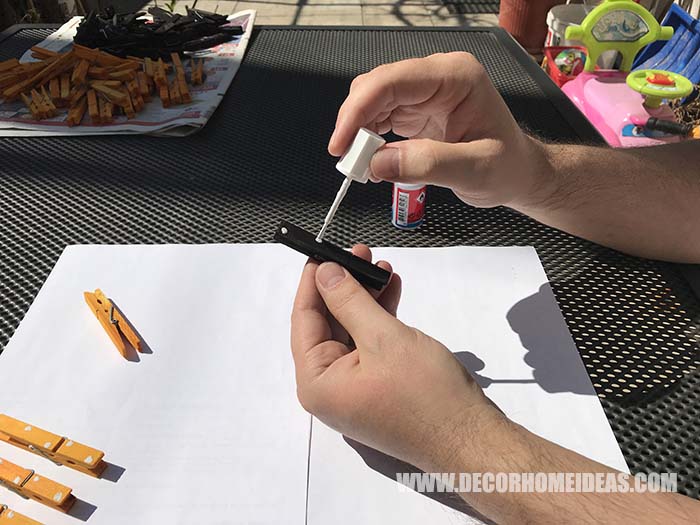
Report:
315,262,400,348
370,139,480,188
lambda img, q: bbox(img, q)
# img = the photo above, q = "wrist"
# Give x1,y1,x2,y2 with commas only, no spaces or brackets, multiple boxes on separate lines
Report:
417,397,517,475
508,137,562,215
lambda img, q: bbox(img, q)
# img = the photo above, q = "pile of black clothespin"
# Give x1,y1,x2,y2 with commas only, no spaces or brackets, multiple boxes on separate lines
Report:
74,6,244,59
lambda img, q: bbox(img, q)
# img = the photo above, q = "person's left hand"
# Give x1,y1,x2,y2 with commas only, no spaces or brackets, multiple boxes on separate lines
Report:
290,245,503,471
316,245,402,346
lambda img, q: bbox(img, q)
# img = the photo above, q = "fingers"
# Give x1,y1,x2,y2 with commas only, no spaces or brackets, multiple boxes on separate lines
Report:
350,243,372,261
376,117,392,135
328,58,444,156
351,246,401,313
315,262,400,349
291,260,334,379
328,52,484,156
378,272,402,317
292,244,400,374
370,139,487,189
351,244,387,300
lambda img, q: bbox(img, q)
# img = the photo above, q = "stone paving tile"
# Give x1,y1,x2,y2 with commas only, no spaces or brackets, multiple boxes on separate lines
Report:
254,14,299,23
362,4,432,26
360,0,425,4
305,0,361,5
237,0,306,6
214,0,241,14
295,5,363,25
139,0,497,27
191,0,223,12
235,0,299,16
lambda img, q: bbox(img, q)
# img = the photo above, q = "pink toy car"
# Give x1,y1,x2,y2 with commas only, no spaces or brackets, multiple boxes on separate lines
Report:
560,0,694,148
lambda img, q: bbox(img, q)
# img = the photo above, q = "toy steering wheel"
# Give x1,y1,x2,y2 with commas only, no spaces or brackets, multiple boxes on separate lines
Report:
626,69,694,108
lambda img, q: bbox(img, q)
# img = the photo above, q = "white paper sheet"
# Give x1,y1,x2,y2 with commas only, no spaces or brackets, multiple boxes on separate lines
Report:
307,246,629,525
0,245,310,525
0,244,628,525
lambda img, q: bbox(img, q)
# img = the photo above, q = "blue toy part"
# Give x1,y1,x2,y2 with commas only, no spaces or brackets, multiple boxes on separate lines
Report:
621,123,673,139
634,4,700,84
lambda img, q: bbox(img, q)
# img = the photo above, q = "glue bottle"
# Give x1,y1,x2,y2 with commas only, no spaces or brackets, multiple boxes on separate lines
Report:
392,182,426,229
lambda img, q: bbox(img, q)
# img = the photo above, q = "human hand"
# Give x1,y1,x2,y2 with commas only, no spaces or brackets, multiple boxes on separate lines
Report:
329,52,553,209
290,245,503,471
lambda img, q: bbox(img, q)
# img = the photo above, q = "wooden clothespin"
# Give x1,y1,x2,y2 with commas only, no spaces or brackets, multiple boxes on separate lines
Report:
84,289,142,358
0,457,75,513
0,504,44,524
190,58,204,86
0,415,106,478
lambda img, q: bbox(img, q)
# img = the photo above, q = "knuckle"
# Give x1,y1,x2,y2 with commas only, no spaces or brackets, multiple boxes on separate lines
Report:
470,61,488,80
371,63,390,76
306,342,339,370
351,72,370,89
456,51,476,62
449,51,476,65
416,140,441,176
428,52,449,61
296,387,319,414
298,384,345,422
433,51,475,67
452,51,485,76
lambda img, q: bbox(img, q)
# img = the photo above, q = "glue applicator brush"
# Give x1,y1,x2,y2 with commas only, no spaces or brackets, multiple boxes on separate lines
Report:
315,128,386,242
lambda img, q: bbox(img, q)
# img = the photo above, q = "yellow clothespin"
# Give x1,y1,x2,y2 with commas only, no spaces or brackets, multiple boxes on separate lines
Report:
0,457,75,513
0,415,107,478
0,504,44,524
84,289,142,358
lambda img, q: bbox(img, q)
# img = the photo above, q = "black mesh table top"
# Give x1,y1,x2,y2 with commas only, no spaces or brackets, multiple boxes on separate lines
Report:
0,25,698,499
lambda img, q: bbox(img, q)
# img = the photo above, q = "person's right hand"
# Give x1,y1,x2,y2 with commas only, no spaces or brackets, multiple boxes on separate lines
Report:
329,52,553,209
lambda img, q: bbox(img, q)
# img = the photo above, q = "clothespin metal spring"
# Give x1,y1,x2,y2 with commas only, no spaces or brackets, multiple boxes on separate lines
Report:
27,444,64,467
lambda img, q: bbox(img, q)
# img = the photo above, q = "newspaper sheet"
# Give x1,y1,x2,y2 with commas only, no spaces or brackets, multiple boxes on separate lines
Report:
0,10,255,137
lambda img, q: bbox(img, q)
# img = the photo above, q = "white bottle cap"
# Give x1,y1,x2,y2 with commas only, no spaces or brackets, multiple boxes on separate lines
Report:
335,128,386,184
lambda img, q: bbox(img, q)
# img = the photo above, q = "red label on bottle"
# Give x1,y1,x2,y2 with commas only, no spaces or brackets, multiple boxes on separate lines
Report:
392,185,426,228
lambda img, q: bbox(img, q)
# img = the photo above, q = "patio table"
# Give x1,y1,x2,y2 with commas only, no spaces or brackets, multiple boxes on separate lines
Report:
0,24,698,498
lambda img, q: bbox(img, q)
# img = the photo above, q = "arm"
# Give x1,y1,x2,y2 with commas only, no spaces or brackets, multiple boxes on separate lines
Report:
290,254,700,524
438,410,697,524
517,140,700,263
329,52,700,263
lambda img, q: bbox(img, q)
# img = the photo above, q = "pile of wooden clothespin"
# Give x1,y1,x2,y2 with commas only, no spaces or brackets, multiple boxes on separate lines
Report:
0,46,206,126
0,414,108,524
147,54,204,108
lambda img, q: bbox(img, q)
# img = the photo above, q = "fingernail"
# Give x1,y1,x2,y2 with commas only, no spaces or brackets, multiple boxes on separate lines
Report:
317,262,346,289
371,147,400,180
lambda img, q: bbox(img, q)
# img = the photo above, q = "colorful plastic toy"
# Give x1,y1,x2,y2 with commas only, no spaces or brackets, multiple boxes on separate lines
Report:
634,3,700,84
543,46,588,87
562,0,695,147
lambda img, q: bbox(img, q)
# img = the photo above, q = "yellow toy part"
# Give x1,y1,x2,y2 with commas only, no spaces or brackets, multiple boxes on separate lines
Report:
565,0,673,72
626,69,694,108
